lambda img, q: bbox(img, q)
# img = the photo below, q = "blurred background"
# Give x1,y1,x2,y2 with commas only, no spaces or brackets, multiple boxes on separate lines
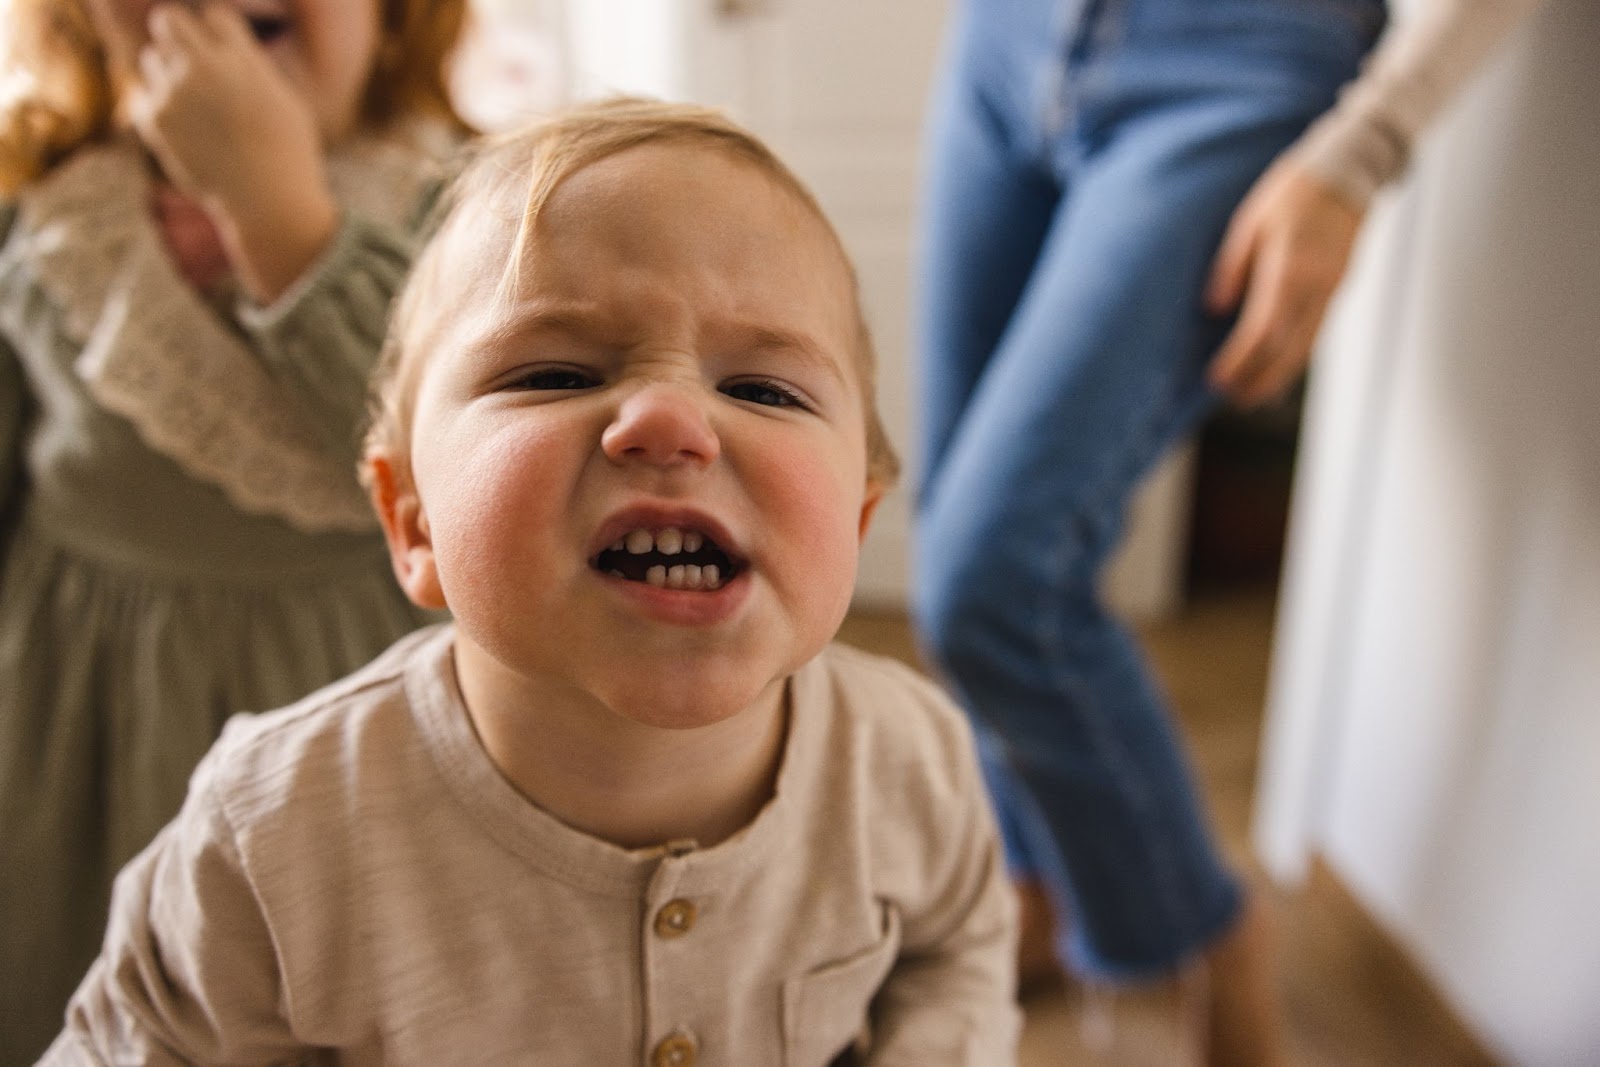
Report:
7,0,1593,1061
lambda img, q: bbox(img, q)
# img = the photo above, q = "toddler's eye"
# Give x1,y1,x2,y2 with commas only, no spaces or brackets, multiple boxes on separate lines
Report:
511,366,598,391
722,378,808,409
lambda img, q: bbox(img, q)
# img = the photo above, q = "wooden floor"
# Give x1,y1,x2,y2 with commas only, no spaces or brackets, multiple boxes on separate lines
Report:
835,586,1496,1066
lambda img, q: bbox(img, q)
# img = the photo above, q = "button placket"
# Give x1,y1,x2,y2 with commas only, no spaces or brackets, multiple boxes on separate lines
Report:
654,897,697,939
642,849,705,1067
651,1030,697,1067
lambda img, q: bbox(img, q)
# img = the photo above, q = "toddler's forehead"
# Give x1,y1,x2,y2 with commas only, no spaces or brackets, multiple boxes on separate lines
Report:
540,143,837,249
404,206,512,328
410,142,866,368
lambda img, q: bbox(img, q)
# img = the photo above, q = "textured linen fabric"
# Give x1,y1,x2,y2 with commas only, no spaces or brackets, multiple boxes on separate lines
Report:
0,128,449,1063
43,626,1021,1067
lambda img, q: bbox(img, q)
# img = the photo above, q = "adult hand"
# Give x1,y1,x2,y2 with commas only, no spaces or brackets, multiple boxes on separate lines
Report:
1204,158,1366,407
126,3,338,302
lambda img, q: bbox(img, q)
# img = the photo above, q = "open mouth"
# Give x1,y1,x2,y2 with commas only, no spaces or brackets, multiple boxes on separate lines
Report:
592,526,742,591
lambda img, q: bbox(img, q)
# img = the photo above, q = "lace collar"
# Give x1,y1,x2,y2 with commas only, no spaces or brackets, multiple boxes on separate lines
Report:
10,122,454,533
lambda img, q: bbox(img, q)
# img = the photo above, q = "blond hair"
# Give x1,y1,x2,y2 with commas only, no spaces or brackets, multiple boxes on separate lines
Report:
0,0,469,195
364,97,901,490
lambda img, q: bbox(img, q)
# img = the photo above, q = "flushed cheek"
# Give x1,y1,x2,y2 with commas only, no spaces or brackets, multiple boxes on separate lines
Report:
755,449,863,622
420,426,576,607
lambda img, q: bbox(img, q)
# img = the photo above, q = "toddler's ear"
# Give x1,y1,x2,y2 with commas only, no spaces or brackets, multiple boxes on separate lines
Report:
858,484,885,543
367,452,447,611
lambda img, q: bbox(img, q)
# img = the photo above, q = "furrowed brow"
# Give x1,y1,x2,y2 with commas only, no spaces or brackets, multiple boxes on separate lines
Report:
725,323,848,385
471,303,603,351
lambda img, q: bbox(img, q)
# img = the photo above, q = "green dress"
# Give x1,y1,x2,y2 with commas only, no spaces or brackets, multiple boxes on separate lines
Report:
0,131,451,1063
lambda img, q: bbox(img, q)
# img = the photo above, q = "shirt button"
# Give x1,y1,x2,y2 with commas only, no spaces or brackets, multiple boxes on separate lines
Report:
652,1031,697,1067
653,898,697,939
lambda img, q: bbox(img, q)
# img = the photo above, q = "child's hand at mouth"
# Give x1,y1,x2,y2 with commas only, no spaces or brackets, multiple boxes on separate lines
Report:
125,3,338,302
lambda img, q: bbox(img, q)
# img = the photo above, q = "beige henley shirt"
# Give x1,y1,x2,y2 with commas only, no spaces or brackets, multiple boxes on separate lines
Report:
43,626,1020,1066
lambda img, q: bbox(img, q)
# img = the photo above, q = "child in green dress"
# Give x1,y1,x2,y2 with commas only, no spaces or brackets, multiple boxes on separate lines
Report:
0,1,469,1058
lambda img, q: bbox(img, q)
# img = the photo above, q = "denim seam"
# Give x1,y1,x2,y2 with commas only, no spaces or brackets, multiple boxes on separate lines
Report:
1032,366,1216,965
1041,0,1127,178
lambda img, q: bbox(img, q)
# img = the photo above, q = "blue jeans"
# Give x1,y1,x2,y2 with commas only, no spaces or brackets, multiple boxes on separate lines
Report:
914,0,1382,978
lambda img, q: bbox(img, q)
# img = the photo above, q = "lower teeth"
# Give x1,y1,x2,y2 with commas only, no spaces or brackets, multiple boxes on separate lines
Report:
641,564,722,590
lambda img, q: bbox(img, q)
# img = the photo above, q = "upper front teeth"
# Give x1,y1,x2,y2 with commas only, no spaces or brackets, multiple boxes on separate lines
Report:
619,526,698,556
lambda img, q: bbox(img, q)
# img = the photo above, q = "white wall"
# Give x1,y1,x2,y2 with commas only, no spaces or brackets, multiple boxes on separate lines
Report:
1256,1,1600,1061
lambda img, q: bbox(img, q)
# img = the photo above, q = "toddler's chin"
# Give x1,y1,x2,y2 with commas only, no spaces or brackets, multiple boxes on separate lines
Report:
606,677,778,733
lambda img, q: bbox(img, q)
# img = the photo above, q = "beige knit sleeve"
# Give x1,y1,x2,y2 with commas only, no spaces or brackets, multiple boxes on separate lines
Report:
42,751,302,1066
864,707,1022,1065
1288,0,1544,205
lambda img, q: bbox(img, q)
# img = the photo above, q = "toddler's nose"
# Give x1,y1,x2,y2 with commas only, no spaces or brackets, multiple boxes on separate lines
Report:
601,382,721,468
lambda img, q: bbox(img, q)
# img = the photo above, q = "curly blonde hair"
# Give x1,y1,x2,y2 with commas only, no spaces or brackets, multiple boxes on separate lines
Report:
0,0,469,195
363,97,901,492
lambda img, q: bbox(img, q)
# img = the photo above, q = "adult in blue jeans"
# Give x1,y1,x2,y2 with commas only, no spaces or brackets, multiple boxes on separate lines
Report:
913,0,1541,1059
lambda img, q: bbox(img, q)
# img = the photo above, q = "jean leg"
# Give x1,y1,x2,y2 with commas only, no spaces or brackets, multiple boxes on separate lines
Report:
915,11,1074,885
915,14,1061,504
915,98,1326,978
975,718,1066,880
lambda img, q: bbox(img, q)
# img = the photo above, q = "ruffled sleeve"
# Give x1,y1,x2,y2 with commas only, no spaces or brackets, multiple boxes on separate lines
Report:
233,124,457,475
11,125,460,535
234,209,423,472
44,740,302,1066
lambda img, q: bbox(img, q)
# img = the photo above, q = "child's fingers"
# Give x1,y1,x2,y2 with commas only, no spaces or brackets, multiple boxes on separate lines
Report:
138,7,198,103
136,41,174,98
124,78,154,135
147,1,207,53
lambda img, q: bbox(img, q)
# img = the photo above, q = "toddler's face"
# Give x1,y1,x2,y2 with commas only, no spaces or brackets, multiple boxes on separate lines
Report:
87,0,380,139
387,144,880,728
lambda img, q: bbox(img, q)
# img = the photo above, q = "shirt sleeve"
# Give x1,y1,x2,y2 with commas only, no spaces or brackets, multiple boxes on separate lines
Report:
231,208,424,473
1287,0,1545,205
42,750,303,1066
864,715,1022,1066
